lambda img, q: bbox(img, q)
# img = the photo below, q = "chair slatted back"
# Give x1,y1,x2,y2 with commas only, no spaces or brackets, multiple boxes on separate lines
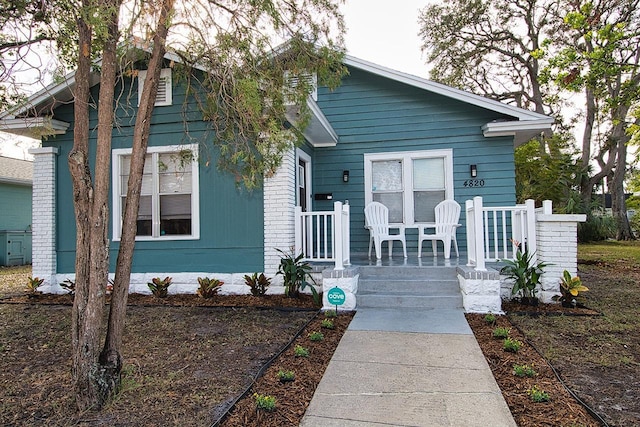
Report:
434,200,461,235
365,202,389,237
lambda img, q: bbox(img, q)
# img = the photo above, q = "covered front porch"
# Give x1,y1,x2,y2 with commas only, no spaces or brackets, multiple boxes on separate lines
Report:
296,198,585,313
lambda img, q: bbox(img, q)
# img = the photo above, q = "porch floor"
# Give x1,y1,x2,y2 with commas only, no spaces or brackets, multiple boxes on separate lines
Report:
347,251,469,267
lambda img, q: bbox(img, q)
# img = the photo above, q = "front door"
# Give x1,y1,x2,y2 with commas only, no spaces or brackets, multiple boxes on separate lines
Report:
296,150,312,211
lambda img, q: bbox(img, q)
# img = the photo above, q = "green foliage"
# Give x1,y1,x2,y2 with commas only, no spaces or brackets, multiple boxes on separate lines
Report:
324,309,337,318
320,319,334,329
514,137,582,206
147,277,172,298
277,369,295,383
503,337,523,353
500,242,549,300
308,331,324,342
253,393,276,412
556,270,589,303
294,345,309,357
196,277,223,299
513,364,538,378
484,313,496,324
527,385,550,402
493,327,510,339
243,273,271,296
25,276,44,293
579,212,616,242
276,249,318,303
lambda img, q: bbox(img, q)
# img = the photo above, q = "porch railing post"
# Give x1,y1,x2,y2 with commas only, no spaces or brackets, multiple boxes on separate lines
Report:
525,199,537,264
473,196,486,271
342,202,350,267
465,199,475,267
294,206,302,256
333,201,344,270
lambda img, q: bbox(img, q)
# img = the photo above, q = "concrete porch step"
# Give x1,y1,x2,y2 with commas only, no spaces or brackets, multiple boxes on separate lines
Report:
356,265,462,310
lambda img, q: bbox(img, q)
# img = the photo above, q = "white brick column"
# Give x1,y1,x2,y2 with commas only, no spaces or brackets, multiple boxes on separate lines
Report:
263,148,296,275
535,202,586,303
28,147,59,286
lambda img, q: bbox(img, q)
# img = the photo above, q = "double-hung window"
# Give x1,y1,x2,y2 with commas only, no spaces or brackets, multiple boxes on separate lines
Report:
364,149,453,224
112,145,199,241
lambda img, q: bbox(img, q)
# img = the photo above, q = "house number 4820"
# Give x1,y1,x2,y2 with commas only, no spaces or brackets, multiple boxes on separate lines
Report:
463,179,485,187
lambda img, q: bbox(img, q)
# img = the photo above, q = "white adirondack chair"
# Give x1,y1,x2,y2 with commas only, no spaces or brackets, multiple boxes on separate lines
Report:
418,199,461,259
364,202,407,259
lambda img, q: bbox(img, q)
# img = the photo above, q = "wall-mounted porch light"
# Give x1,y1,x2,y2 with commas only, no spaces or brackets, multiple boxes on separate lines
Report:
470,164,478,178
342,170,350,183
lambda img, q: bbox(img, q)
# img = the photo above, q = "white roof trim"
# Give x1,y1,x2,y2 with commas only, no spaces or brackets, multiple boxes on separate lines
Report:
343,55,553,124
482,120,554,137
0,117,70,136
285,98,338,147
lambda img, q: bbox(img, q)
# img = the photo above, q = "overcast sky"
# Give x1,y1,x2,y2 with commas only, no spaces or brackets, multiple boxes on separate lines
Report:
0,1,431,159
342,0,429,78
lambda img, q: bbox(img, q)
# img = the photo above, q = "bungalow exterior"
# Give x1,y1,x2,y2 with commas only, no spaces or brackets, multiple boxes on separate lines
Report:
0,156,33,266
1,54,560,302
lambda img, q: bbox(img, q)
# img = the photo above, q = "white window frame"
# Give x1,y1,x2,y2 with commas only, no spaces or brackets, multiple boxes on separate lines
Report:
138,68,172,107
112,144,200,241
364,149,453,225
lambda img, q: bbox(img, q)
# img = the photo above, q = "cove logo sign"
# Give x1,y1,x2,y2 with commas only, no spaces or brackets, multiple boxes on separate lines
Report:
327,287,346,306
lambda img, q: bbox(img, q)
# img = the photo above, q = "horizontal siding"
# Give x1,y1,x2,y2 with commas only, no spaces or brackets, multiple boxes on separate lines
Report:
314,68,517,254
46,75,264,274
0,183,32,231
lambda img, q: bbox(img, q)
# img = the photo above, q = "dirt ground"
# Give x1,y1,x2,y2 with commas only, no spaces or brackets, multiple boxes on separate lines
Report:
507,261,640,427
2,259,639,426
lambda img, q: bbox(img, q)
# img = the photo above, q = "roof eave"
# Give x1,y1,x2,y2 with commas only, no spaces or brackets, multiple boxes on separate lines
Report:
0,117,70,138
285,98,339,147
482,120,554,146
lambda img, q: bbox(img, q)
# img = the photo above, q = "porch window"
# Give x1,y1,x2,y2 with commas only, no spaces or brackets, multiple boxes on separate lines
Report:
112,145,200,241
365,149,453,224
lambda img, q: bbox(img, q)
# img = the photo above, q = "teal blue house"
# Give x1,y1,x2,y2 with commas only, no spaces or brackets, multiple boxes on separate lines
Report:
0,156,33,266
0,54,552,293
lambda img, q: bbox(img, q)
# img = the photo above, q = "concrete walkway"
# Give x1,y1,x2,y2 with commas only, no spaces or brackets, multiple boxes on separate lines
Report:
300,308,517,427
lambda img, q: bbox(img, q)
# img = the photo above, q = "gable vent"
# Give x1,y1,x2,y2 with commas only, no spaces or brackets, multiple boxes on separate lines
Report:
138,68,172,107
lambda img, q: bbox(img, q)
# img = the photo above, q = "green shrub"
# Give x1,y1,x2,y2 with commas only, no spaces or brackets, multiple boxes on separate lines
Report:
196,277,223,298
484,313,496,324
294,345,309,357
578,213,616,242
513,364,537,378
527,385,550,402
277,370,295,383
308,331,324,342
147,276,172,298
324,309,337,318
253,393,276,411
276,249,319,303
244,273,271,296
321,319,335,329
26,276,44,294
493,327,510,339
503,337,522,353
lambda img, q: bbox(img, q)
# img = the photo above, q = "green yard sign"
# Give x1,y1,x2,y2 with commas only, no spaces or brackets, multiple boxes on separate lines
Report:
327,286,346,306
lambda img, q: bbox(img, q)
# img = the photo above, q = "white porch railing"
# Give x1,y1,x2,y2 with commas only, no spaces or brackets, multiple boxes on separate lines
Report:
294,201,350,270
466,196,537,271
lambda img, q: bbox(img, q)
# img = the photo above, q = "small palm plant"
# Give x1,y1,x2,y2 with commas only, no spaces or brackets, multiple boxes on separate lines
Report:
276,249,319,303
500,239,549,305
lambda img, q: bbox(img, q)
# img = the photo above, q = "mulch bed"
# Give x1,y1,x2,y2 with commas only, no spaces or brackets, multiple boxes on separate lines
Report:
218,312,353,426
467,311,602,427
1,292,321,309
502,300,601,316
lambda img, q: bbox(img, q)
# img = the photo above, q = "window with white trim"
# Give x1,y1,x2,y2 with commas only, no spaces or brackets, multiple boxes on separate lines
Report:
138,68,172,106
112,145,199,241
364,149,453,224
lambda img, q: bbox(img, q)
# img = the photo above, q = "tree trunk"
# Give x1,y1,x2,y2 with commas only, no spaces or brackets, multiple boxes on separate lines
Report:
69,0,122,411
100,0,174,397
610,106,634,240
69,5,105,411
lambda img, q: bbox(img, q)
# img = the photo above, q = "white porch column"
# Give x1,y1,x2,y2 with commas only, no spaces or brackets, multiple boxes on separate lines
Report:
28,147,58,286
263,148,296,275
